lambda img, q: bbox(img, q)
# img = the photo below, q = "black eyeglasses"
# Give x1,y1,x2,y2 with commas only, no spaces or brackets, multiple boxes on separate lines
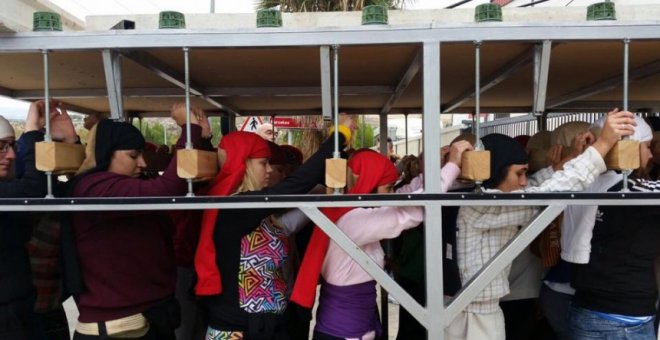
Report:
0,140,16,153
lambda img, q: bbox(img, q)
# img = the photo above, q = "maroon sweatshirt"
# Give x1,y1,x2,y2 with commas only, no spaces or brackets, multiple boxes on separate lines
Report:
71,125,201,323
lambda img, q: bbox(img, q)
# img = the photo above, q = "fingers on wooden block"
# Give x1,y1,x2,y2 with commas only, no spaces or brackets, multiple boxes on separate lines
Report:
177,149,219,180
604,140,640,170
325,158,347,189
461,150,491,181
35,142,85,173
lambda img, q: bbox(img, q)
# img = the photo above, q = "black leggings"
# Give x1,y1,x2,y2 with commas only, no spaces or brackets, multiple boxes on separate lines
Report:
313,331,346,340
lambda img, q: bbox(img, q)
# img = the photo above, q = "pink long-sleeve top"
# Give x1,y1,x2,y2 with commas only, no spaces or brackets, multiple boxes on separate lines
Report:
320,163,460,285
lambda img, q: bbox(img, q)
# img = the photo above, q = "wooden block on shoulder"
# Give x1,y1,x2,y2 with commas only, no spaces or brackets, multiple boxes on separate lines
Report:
325,158,347,189
177,149,218,180
35,142,85,173
604,140,640,170
461,150,491,181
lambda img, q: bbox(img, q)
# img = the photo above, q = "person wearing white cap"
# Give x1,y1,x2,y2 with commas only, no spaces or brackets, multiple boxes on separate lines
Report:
0,115,16,179
567,112,660,339
0,100,76,339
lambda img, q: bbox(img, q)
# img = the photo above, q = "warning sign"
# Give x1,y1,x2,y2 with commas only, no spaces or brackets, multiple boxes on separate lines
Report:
239,116,264,132
272,117,301,129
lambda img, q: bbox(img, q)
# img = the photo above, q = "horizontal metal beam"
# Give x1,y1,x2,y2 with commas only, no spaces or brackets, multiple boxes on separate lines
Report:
59,102,101,115
207,86,394,97
443,46,535,113
381,49,422,114
120,50,239,115
12,86,394,100
0,193,659,212
547,59,660,108
550,100,660,112
131,108,412,118
1,23,660,51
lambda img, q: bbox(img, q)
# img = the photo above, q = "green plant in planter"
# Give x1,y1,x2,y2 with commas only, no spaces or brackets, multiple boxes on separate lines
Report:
257,9,283,27
475,3,502,22
362,0,389,25
587,0,616,21
159,11,186,29
33,12,62,31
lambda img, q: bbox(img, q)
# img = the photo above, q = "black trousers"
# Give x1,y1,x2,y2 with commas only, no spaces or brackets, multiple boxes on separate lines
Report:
0,297,38,340
500,298,537,340
35,307,70,340
395,277,427,340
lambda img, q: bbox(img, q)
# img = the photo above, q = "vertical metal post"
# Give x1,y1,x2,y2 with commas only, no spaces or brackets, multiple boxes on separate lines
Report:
210,0,215,13
422,41,444,340
102,49,124,120
228,115,236,133
184,47,194,197
473,41,485,190
379,113,388,156
361,115,365,148
404,113,409,155
42,50,54,198
320,46,332,121
270,114,276,142
622,38,631,192
331,45,342,195
474,41,483,150
533,41,552,116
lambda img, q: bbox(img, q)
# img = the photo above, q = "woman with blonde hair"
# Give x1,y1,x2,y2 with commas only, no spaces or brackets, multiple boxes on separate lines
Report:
195,116,353,339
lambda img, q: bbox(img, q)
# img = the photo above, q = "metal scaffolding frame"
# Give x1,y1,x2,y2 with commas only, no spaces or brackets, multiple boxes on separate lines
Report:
1,21,660,340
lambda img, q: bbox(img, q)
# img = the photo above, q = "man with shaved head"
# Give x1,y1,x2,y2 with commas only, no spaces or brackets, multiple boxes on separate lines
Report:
256,123,277,142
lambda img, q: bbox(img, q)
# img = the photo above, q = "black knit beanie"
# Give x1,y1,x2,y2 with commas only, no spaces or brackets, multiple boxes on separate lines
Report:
93,119,146,172
481,133,529,189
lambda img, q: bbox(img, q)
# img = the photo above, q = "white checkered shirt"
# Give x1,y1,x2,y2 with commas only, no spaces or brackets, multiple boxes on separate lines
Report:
456,146,606,313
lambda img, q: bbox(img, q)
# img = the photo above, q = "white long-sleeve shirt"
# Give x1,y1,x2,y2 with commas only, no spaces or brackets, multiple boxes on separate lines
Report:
560,170,621,264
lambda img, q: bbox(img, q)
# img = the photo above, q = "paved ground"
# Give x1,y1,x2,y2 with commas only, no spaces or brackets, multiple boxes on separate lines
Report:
64,293,401,339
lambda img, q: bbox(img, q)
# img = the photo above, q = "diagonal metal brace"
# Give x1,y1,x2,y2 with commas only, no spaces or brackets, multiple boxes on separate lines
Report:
299,206,429,328
444,204,566,324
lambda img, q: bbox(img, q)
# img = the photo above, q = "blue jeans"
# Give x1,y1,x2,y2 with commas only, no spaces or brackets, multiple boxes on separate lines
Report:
567,305,656,340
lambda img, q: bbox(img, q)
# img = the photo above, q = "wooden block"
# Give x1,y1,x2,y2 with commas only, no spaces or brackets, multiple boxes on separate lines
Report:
325,158,347,189
35,142,85,173
177,149,218,180
604,140,640,170
461,150,491,181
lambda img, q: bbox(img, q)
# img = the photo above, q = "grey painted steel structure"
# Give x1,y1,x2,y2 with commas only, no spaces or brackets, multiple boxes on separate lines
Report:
533,41,552,115
102,49,124,120
42,50,54,199
2,23,660,51
2,22,660,340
